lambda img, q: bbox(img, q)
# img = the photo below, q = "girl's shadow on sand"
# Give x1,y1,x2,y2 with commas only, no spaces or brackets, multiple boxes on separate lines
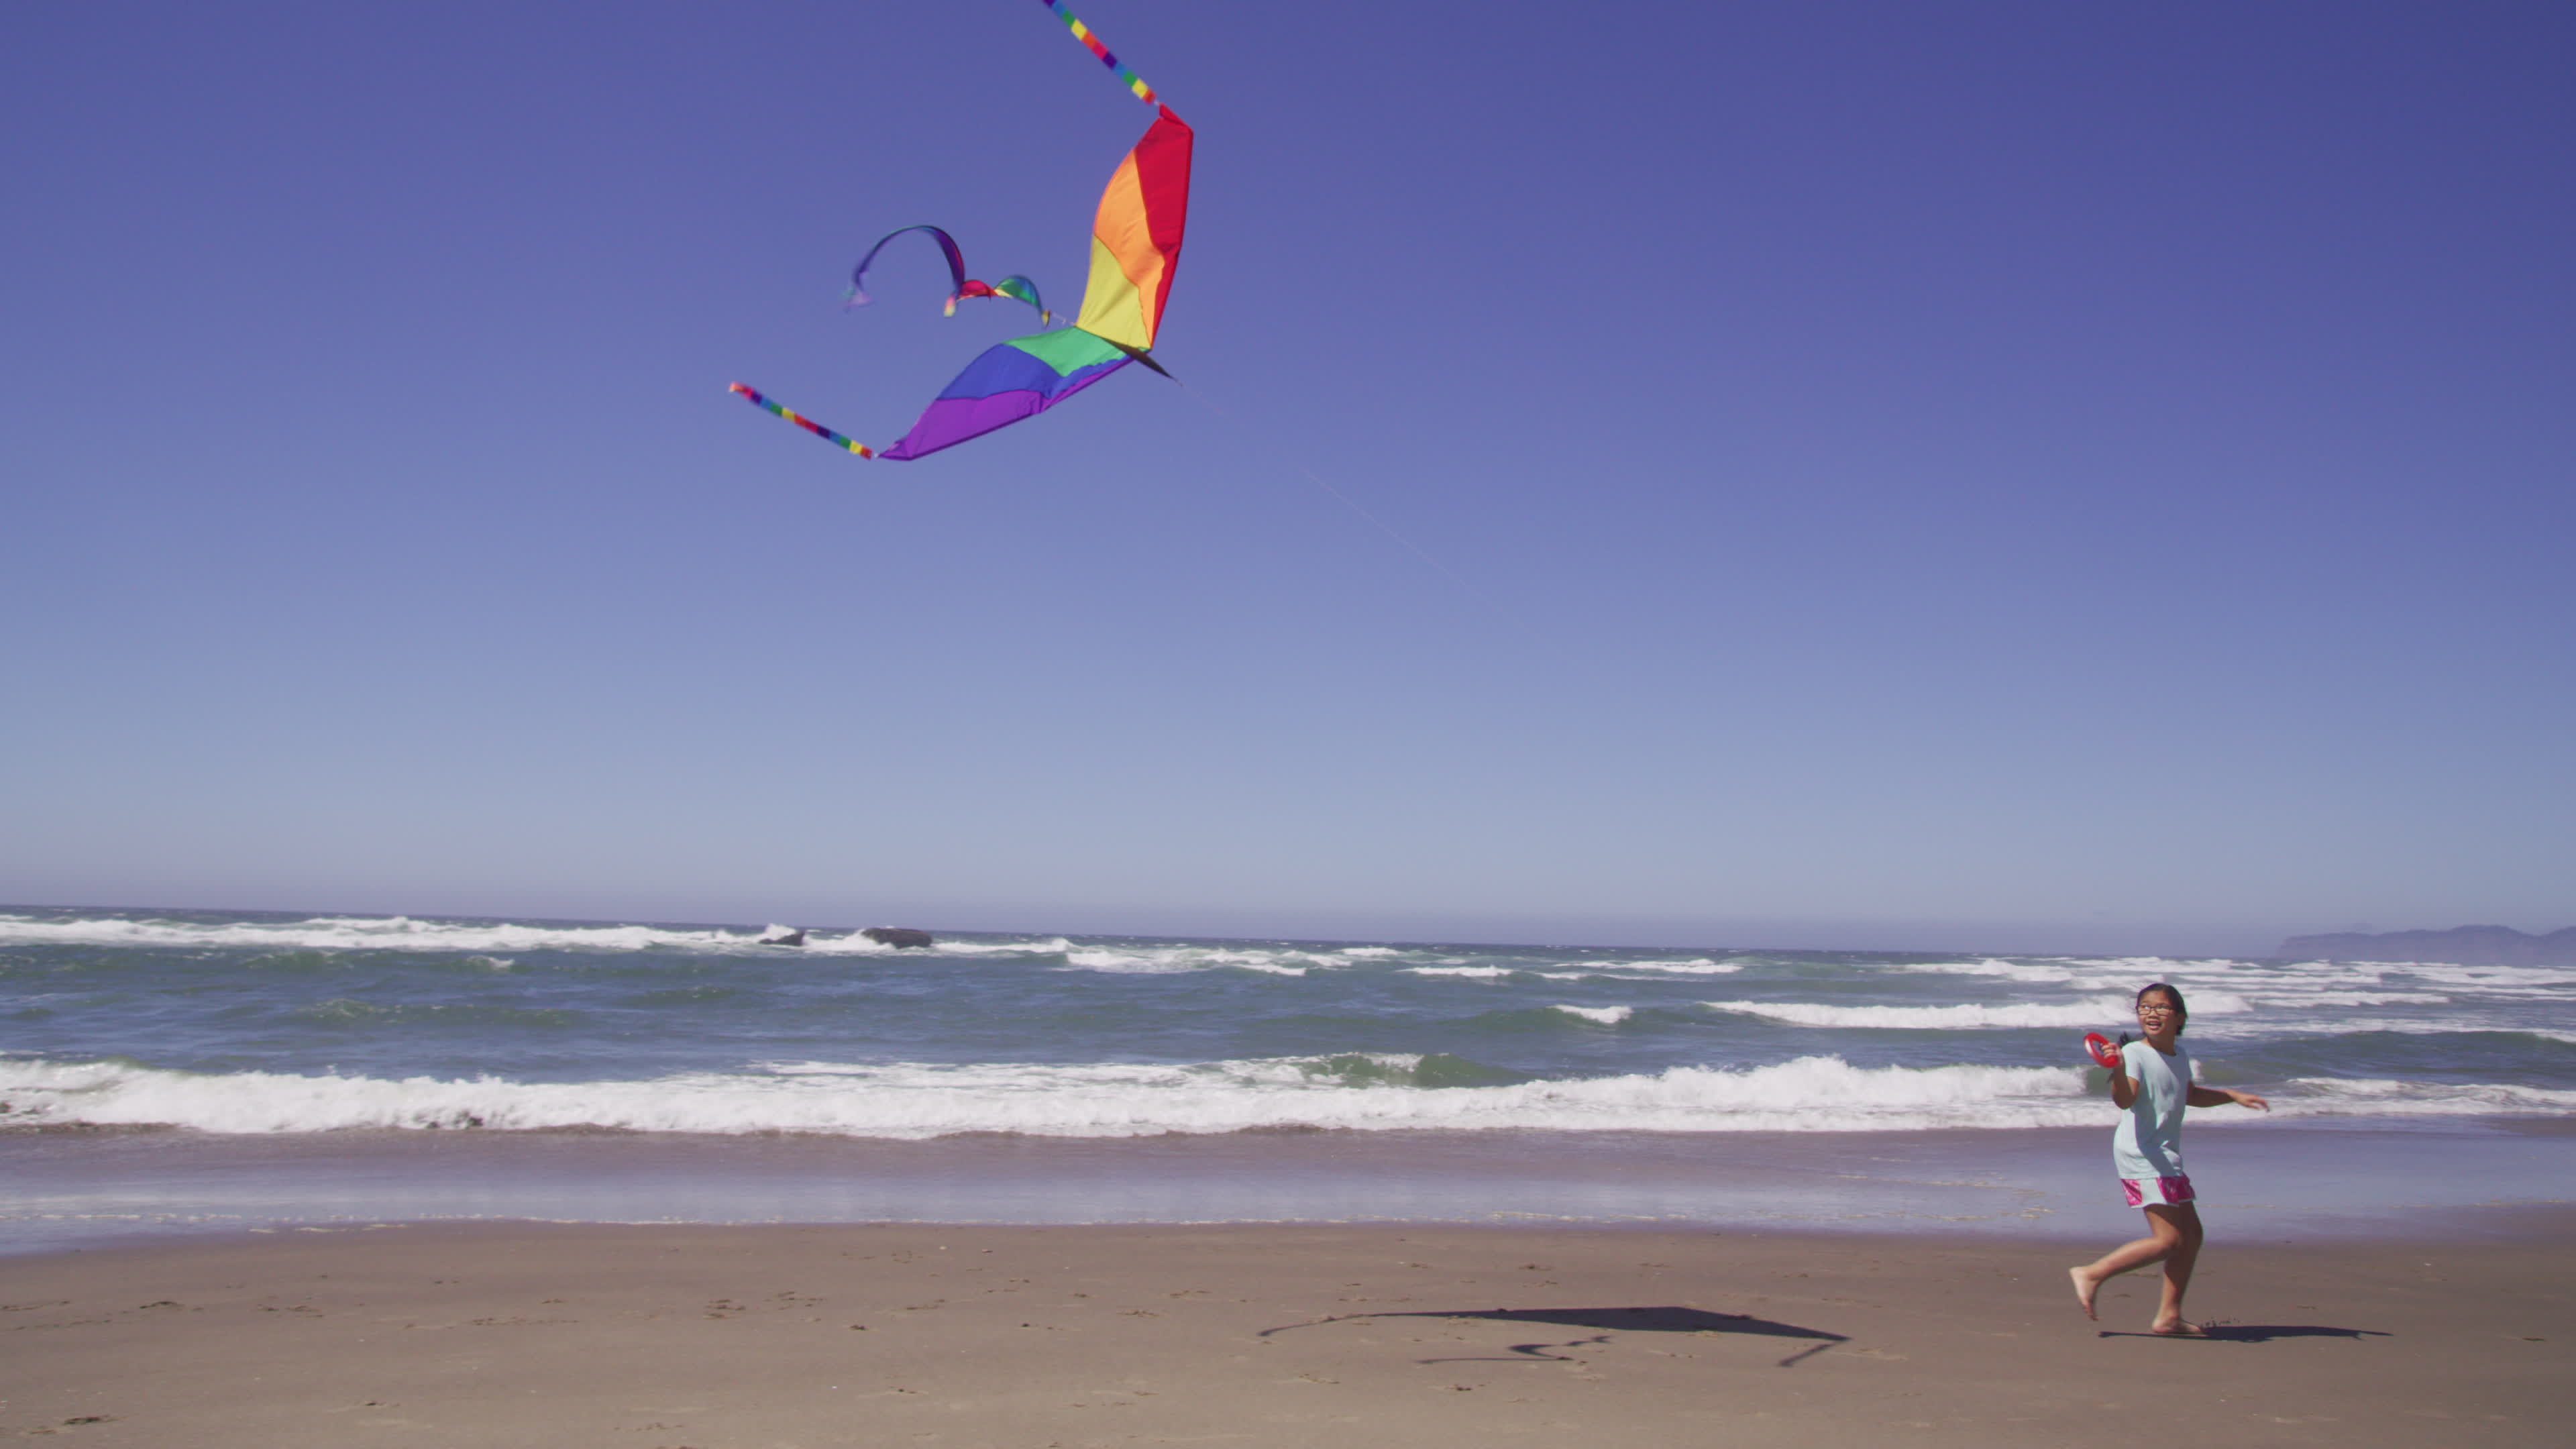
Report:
1260,1305,1850,1367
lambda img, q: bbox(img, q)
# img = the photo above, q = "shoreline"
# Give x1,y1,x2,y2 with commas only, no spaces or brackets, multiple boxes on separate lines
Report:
8,1219,2569,1446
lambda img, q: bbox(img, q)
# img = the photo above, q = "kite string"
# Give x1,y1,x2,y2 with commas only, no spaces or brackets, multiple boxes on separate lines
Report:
1170,383,1542,645
1041,0,1160,105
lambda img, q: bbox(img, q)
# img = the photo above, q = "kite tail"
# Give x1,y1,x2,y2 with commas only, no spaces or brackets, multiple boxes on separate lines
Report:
730,383,873,458
848,224,971,313
1040,0,1159,105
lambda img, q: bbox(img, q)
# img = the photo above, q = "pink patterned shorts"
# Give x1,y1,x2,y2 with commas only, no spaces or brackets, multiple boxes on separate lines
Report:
2122,1175,2195,1208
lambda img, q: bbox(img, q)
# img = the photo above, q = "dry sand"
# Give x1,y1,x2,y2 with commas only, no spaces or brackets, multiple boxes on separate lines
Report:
5,1218,2569,1446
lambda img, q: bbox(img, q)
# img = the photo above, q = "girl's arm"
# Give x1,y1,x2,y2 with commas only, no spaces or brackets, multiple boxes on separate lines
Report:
2186,1084,2269,1110
2108,1056,2137,1109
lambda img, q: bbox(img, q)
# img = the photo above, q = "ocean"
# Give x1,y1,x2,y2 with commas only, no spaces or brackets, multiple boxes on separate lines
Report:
5,906,2571,1252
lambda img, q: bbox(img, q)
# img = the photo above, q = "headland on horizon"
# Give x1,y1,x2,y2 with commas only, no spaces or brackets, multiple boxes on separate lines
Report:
2279,923,2576,967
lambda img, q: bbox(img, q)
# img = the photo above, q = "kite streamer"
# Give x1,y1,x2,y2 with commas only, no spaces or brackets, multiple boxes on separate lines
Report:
847,225,971,311
729,383,873,457
1042,0,1159,105
958,273,1052,324
848,225,1051,323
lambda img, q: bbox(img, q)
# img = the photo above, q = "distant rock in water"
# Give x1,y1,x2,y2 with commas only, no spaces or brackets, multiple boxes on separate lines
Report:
2278,924,2576,966
863,927,934,949
757,926,807,947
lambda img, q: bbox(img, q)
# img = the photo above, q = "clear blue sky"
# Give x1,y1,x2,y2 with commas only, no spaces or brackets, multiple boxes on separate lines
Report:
7,1,2570,954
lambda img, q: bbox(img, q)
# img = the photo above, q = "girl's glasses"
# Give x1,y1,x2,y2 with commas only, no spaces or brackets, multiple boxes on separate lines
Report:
2137,1004,2179,1017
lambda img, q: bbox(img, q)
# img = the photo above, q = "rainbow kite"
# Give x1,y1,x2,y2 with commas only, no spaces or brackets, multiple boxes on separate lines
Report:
732,1,1192,462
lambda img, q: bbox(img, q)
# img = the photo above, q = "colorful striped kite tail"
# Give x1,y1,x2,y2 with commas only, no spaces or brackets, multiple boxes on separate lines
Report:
1040,0,1158,105
729,382,874,458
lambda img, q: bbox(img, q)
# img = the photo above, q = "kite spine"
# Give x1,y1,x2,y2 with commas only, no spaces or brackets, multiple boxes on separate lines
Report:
730,383,873,458
1040,0,1159,105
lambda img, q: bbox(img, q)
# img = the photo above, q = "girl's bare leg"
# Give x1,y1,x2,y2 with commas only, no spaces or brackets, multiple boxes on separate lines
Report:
2069,1205,2187,1320
2147,1203,2205,1335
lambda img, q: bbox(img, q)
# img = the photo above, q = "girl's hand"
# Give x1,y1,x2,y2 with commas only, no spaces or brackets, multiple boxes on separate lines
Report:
2232,1089,2270,1112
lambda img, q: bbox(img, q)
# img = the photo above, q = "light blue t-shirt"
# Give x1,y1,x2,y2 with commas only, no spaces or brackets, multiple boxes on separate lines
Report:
2110,1038,2192,1180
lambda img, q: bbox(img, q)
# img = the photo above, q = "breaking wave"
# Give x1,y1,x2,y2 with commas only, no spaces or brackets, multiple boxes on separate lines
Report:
2,1052,2557,1140
1706,997,2143,1030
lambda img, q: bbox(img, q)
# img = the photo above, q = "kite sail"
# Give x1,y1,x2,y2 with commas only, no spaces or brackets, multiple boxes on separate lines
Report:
731,1,1190,462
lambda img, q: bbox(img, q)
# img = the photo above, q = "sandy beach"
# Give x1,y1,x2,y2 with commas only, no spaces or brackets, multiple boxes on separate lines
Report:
7,1217,2569,1446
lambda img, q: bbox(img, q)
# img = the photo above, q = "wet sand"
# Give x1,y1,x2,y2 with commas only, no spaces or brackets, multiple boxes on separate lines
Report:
13,1122,2575,1254
6,1217,2570,1446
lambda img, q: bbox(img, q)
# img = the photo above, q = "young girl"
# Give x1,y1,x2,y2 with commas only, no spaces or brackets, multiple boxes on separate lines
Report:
2070,981,2269,1335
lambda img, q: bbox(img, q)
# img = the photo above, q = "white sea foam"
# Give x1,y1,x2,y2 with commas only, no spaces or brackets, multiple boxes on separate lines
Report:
2000,955,2496,1033
2051,957,2445,1003
0,910,1366,974
0,1053,2100,1137
2273,1076,2576,1117
1575,959,1744,977
0,912,973,959
2047,957,2276,993
917,936,1077,956
1061,949,1183,973
2168,990,2252,1015
1550,1006,1633,1025
2249,992,2451,1008
1888,958,2076,984
2380,963,2576,991
1405,966,1518,979
1704,998,2135,1030
5,1050,2565,1139
784,932,1076,958
1057,945,1322,975
0,913,761,955
0,911,1106,961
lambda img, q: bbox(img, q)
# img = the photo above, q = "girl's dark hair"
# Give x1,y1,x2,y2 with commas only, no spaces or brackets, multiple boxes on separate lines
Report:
2137,981,2188,1034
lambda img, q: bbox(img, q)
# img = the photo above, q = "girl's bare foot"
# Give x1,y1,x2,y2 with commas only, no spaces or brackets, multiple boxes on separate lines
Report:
2149,1318,2206,1337
2068,1266,2100,1320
